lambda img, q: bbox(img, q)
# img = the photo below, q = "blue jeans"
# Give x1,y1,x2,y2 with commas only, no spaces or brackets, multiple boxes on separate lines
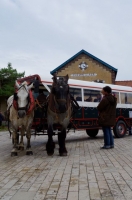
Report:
33,92,39,100
102,126,114,148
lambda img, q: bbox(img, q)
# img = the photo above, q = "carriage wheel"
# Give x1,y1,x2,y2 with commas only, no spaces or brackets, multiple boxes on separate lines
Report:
113,120,127,138
86,129,99,138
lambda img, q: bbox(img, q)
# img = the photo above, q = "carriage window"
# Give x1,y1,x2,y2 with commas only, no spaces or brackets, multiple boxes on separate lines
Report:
40,85,51,96
43,89,49,96
112,92,119,103
120,93,132,104
69,87,82,101
83,89,101,102
127,93,132,104
47,85,52,89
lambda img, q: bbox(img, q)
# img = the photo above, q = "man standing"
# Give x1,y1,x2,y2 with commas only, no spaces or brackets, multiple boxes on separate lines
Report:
97,86,117,149
0,111,4,126
33,77,40,100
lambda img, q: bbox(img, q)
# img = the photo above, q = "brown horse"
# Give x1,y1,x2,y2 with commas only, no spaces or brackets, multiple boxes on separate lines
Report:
46,75,72,156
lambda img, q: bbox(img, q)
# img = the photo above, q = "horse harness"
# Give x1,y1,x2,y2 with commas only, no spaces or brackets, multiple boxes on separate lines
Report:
13,85,35,115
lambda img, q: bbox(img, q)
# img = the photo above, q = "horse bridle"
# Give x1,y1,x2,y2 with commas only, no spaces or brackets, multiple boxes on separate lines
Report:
16,85,30,112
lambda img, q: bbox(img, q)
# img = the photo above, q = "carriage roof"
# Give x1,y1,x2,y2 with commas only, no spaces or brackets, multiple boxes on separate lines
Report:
17,74,132,93
41,77,132,93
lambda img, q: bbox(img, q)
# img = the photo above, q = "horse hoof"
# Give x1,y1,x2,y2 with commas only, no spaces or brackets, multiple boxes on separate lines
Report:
19,146,24,151
11,152,18,156
53,142,55,148
59,152,67,156
47,150,54,156
17,146,20,150
26,151,33,155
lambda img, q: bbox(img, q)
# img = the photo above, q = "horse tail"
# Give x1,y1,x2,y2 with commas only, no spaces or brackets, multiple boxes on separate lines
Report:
7,106,12,138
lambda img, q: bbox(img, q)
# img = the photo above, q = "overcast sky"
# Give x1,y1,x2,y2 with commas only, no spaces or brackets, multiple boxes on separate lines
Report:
0,0,132,80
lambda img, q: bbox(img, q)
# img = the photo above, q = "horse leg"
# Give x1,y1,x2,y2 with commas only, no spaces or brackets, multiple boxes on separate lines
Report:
18,126,24,151
46,125,55,156
58,128,67,156
26,128,33,155
11,129,18,156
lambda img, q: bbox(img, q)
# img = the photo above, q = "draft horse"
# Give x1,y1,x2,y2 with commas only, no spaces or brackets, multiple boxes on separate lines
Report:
7,81,35,156
46,74,72,156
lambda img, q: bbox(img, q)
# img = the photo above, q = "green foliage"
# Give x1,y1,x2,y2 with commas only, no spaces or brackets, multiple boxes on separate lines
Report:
0,63,25,97
0,125,8,132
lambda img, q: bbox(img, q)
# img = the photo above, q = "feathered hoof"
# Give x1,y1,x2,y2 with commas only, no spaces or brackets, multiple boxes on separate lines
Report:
53,142,55,149
59,148,67,156
59,152,67,157
46,141,55,156
47,150,54,156
26,151,33,155
18,146,24,151
19,146,24,151
11,151,18,156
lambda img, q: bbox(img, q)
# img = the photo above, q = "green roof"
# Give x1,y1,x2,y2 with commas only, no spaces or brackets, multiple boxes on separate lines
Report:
50,49,118,76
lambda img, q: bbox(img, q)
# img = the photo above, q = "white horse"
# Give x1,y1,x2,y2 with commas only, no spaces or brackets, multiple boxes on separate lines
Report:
7,81,35,156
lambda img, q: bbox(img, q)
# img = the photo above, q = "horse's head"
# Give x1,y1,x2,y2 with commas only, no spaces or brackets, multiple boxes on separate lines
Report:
15,81,33,118
52,74,69,113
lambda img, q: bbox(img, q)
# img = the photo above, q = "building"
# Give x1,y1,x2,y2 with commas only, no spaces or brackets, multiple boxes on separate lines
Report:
115,81,132,87
50,49,118,84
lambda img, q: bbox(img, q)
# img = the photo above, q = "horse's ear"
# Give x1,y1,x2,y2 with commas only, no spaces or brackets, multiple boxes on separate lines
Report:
15,81,20,89
52,74,57,83
65,74,69,83
28,83,33,90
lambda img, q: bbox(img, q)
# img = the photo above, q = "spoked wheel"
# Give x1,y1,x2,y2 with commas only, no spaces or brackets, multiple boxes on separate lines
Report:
86,129,99,138
113,120,127,138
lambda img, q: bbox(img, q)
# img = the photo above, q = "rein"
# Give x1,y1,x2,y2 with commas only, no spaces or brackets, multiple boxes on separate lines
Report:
17,84,28,93
17,104,29,112
53,95,68,113
53,96,66,108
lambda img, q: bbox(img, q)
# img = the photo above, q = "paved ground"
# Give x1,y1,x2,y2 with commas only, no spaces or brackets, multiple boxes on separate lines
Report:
1,130,132,200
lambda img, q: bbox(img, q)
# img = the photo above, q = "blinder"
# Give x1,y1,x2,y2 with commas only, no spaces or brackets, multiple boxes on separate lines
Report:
14,93,18,101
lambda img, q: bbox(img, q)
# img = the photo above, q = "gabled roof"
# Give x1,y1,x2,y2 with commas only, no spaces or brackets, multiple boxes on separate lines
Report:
50,49,118,76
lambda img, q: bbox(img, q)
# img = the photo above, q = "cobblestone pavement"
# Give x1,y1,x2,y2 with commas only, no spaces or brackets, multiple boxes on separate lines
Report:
1,130,132,200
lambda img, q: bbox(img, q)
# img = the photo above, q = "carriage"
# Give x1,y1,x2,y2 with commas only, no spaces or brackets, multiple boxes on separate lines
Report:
13,74,132,139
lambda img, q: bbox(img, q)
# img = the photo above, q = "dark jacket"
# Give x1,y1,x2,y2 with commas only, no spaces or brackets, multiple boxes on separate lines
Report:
33,79,40,93
0,113,4,122
97,94,117,126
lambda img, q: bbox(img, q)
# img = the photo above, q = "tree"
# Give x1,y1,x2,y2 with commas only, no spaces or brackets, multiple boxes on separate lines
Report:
0,63,25,97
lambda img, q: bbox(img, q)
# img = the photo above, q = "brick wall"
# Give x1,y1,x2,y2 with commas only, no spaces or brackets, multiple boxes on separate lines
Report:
55,53,114,84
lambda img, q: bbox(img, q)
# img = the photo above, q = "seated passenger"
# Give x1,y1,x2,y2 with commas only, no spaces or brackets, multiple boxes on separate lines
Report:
76,96,82,101
94,94,101,102
85,96,92,102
